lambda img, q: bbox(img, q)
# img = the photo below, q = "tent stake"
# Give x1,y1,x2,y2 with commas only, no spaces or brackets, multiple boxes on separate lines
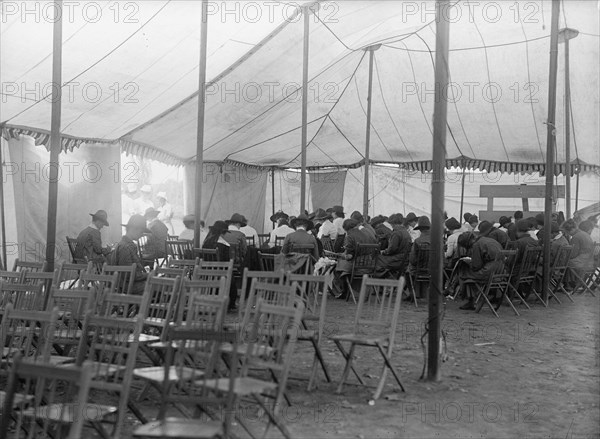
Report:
363,45,380,218
193,0,209,249
45,0,63,272
542,0,561,304
428,0,451,382
300,6,310,214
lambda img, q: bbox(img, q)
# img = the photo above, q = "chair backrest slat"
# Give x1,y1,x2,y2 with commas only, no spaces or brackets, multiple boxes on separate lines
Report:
101,263,136,295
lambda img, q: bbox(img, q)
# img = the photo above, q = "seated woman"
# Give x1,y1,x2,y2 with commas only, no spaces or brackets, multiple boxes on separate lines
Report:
376,214,411,276
201,221,231,262
565,220,595,286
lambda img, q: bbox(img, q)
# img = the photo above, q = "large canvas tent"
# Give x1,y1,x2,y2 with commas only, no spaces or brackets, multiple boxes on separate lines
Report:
1,1,599,266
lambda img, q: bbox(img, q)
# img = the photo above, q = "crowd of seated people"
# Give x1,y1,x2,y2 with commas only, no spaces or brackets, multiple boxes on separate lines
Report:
90,205,598,314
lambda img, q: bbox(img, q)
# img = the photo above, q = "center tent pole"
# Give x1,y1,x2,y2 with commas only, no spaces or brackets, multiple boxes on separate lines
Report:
45,0,63,272
363,45,381,219
542,0,561,304
299,6,310,214
427,0,451,382
193,0,209,249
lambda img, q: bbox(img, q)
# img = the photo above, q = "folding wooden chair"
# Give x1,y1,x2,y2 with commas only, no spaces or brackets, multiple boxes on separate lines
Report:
569,243,600,297
22,270,57,309
0,282,45,311
193,261,233,292
46,287,97,361
465,251,515,317
258,251,275,271
330,275,405,399
274,236,286,250
101,263,137,295
66,236,87,264
508,246,541,307
56,261,92,289
204,300,304,439
546,245,574,304
194,248,219,262
258,233,270,247
67,309,145,437
345,243,380,304
154,266,187,279
77,271,119,307
0,354,93,439
286,273,331,390
246,235,256,247
0,269,24,284
237,268,285,324
0,305,60,376
321,236,335,253
96,291,146,319
133,326,238,439
167,256,200,278
12,258,47,273
166,240,194,260
487,250,522,315
408,242,431,306
138,234,160,268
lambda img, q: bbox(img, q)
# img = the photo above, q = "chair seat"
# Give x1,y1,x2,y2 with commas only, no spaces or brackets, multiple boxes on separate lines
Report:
0,390,34,408
61,361,126,377
22,403,116,423
139,333,161,343
201,377,277,396
330,333,389,346
53,328,83,339
220,343,274,357
296,329,316,340
47,355,77,366
133,366,203,383
134,418,223,438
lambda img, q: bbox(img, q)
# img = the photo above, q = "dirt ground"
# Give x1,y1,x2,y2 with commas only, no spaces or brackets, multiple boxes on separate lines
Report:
109,291,599,439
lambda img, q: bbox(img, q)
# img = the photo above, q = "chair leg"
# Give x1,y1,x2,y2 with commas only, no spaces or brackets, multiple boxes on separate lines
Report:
334,340,364,394
345,277,357,304
475,286,499,318
308,337,331,390
570,269,596,297
253,394,292,439
502,293,520,316
375,342,405,394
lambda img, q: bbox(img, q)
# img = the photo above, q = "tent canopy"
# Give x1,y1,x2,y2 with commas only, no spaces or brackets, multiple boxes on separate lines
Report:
1,1,599,173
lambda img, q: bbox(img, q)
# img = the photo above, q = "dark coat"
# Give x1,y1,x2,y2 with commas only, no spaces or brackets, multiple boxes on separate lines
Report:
75,226,109,262
378,226,412,272
282,229,320,261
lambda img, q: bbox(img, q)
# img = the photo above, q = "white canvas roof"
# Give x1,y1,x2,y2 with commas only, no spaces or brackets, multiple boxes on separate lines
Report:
1,1,598,173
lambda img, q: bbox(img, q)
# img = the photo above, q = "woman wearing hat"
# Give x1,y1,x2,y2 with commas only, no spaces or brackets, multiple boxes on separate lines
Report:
202,220,231,262
112,214,151,295
444,217,463,263
156,191,174,235
144,207,169,261
268,212,294,248
75,210,112,263
282,214,320,261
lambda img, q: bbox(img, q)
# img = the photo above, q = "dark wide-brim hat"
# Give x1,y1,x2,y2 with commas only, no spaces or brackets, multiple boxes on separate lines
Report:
209,220,229,234
90,209,109,226
445,217,461,231
342,218,360,231
332,205,345,215
122,214,150,233
516,219,531,233
370,215,388,228
225,213,247,227
311,208,331,221
405,212,418,223
388,213,404,225
350,210,364,222
290,213,314,230
478,220,494,236
414,216,431,230
269,211,288,223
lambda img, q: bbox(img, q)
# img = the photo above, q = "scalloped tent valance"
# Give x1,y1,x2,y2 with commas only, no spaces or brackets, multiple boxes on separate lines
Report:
1,1,598,173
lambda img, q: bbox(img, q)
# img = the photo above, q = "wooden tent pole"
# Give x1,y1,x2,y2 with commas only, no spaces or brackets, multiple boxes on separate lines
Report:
542,0,561,303
193,0,209,249
428,0,451,382
271,167,276,228
300,6,310,214
363,45,380,219
0,139,6,270
459,162,466,221
559,28,578,219
45,0,63,272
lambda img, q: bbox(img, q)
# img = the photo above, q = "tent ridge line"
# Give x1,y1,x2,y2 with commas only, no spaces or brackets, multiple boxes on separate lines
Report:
119,3,307,141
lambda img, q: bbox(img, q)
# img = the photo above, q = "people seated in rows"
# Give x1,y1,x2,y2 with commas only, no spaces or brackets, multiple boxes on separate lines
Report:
144,207,168,260
240,218,260,246
457,231,504,310
111,215,150,295
514,219,540,267
330,206,346,252
282,213,320,261
377,213,412,275
507,211,522,241
156,191,174,235
371,215,393,249
74,210,112,264
332,219,371,299
269,211,294,247
313,208,334,241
